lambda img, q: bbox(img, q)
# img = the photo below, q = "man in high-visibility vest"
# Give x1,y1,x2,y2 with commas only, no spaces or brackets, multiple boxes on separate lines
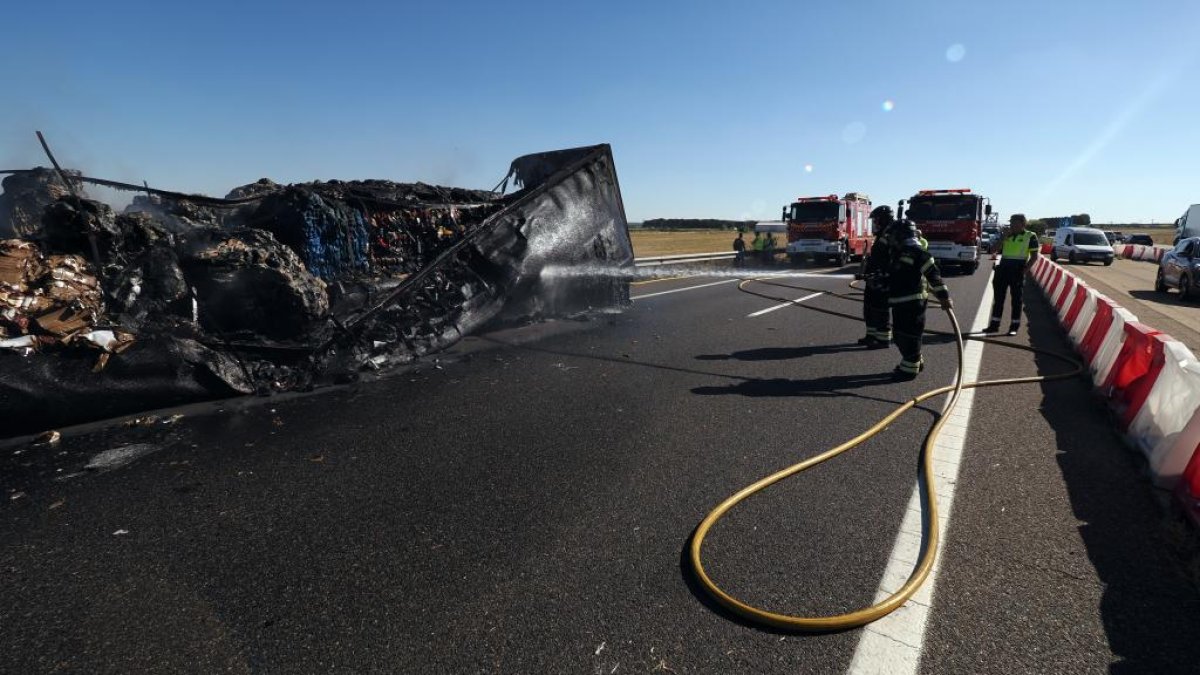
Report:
885,220,952,379
985,213,1040,335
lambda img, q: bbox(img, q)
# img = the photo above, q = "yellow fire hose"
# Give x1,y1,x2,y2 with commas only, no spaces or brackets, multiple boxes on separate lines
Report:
687,275,1082,632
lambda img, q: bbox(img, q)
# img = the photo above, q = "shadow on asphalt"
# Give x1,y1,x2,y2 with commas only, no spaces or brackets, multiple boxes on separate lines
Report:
696,344,864,361
1025,282,1200,673
1128,288,1197,309
692,373,900,397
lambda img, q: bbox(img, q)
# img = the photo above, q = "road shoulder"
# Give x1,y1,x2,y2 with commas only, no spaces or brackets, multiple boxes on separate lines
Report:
920,278,1200,674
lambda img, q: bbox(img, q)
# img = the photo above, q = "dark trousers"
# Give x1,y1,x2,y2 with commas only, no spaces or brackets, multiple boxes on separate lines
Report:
892,300,927,370
990,262,1026,326
863,284,891,340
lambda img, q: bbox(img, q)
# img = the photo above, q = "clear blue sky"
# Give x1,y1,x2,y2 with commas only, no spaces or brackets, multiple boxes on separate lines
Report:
3,1,1197,224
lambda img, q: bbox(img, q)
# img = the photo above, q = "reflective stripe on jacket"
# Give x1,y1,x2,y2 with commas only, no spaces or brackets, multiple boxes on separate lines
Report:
888,247,950,305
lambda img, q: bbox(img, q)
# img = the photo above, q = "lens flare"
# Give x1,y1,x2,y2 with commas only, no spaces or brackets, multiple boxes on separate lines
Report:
946,44,966,62
804,164,814,173
882,99,895,112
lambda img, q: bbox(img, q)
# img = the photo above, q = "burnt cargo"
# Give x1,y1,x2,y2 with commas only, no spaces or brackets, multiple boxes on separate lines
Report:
0,144,632,435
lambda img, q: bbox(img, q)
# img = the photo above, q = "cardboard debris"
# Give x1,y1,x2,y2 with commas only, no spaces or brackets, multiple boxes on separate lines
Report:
0,240,112,352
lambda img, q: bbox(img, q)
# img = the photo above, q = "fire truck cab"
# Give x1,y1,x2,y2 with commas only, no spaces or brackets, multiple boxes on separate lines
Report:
781,192,874,267
901,188,991,274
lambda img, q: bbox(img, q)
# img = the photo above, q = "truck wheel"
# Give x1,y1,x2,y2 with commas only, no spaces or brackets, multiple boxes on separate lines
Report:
1155,268,1168,293
1183,275,1196,302
1068,251,1078,264
1050,250,1058,262
969,261,979,274
836,251,848,267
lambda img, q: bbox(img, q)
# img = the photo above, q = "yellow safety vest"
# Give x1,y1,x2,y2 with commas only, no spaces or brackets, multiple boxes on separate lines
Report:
1001,231,1038,260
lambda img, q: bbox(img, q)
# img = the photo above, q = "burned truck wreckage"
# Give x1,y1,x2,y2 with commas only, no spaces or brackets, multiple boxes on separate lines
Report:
0,144,633,436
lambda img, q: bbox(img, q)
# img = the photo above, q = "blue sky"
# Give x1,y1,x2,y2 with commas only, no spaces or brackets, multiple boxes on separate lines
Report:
3,1,1198,224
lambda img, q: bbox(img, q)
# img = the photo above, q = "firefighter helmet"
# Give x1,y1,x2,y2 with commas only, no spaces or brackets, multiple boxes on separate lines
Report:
870,205,894,221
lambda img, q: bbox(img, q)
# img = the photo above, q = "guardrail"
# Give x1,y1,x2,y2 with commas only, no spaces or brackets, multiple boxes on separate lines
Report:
633,251,737,267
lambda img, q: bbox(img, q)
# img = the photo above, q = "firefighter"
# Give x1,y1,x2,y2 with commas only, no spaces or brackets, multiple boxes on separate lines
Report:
858,205,895,348
733,232,747,267
886,220,953,380
985,213,1040,335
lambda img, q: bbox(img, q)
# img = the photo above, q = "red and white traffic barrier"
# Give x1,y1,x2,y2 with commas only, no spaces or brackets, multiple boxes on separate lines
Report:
1134,343,1200,486
1066,287,1098,347
1031,255,1200,517
1091,306,1140,388
1175,419,1200,526
1101,323,1169,429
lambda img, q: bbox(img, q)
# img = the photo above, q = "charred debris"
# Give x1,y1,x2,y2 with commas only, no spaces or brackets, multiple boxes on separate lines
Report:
0,144,633,435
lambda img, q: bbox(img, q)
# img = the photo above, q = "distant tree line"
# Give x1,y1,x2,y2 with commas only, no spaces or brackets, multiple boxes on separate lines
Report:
1026,213,1091,234
642,218,757,230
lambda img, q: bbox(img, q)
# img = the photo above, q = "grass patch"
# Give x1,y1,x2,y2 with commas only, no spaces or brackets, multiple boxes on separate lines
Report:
630,229,748,257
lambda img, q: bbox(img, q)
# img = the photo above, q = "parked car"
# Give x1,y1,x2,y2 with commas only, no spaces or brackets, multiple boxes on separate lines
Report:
1112,231,1126,243
1050,226,1115,265
1156,236,1200,300
1126,233,1154,246
1103,230,1118,244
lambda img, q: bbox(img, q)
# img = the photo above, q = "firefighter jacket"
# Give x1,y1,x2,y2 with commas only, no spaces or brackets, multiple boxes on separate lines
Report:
863,230,894,277
887,243,950,305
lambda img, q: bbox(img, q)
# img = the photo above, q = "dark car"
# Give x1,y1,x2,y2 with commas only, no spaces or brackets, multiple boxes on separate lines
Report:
1127,233,1154,246
1155,237,1200,300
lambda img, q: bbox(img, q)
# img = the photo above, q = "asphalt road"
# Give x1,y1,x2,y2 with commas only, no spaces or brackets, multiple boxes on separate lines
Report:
1063,257,1200,353
2,262,1197,674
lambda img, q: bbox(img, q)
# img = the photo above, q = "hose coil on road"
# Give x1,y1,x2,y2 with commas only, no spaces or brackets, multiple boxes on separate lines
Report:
688,275,1083,632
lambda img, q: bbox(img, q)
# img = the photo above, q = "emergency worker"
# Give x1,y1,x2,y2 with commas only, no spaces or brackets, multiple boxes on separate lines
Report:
985,213,1040,335
733,232,746,267
858,205,895,348
886,220,952,379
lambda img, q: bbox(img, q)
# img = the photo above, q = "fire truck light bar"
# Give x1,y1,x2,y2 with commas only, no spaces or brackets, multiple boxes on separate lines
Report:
795,194,839,202
917,188,973,195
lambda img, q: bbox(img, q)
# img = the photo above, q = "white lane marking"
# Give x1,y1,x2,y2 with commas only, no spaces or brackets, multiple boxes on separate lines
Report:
630,279,738,300
847,269,995,675
746,292,824,318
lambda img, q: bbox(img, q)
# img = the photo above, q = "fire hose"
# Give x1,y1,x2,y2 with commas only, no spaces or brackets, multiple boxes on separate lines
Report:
687,274,1083,631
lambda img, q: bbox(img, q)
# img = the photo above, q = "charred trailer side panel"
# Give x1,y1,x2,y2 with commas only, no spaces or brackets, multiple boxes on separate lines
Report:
473,143,633,326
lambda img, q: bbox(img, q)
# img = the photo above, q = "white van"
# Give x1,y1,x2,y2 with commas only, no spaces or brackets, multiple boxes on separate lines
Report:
1175,204,1200,243
1050,226,1114,265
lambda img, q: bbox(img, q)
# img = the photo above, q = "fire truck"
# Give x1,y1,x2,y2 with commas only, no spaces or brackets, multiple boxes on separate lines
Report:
781,192,874,267
900,188,991,274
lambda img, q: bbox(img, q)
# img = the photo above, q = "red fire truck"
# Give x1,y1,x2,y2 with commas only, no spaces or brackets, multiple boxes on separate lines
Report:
781,192,874,267
900,188,992,274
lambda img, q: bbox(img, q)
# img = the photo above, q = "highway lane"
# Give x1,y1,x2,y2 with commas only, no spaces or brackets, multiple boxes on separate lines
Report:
1,265,990,673
1062,258,1200,353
